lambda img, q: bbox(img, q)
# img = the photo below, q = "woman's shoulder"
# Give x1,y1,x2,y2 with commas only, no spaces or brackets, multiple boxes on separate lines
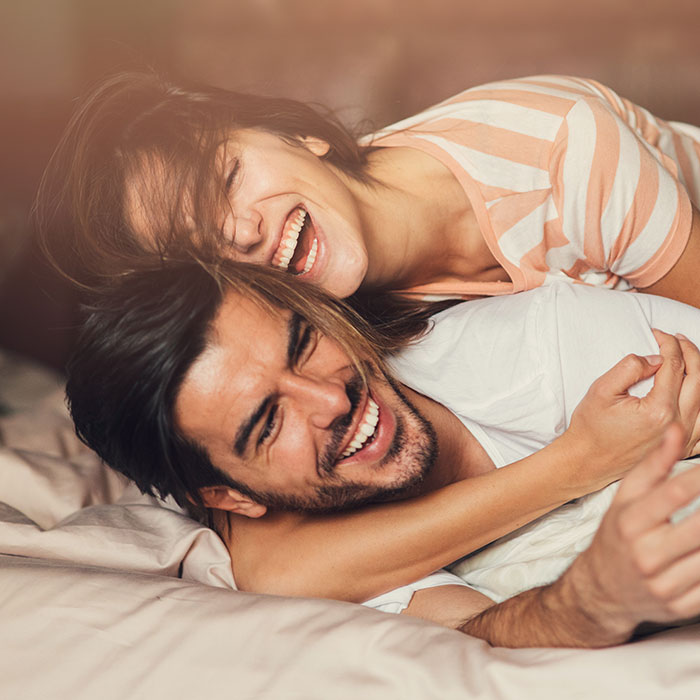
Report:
370,76,610,144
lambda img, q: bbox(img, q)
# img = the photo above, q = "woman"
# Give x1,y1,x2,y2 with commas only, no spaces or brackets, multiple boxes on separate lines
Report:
38,71,700,307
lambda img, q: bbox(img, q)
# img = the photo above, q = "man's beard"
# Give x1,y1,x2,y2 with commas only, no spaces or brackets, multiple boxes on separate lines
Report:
240,375,438,514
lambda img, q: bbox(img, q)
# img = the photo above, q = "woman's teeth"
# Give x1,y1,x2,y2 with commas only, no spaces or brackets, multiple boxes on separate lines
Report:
302,236,318,274
275,208,318,275
341,398,379,459
276,209,305,271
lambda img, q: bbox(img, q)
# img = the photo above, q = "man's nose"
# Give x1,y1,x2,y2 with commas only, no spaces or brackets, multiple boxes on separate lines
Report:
222,212,263,253
283,374,351,429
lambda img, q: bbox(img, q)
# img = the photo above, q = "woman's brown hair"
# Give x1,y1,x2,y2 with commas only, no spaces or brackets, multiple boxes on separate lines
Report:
34,69,374,288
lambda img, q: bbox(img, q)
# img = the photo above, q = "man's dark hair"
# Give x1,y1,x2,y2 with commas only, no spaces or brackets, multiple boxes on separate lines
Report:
66,259,404,516
67,262,226,516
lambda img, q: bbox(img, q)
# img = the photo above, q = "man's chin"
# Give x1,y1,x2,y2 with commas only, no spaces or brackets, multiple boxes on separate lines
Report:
249,474,428,516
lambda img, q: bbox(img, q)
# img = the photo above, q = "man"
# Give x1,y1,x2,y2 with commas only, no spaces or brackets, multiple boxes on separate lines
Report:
66,260,700,648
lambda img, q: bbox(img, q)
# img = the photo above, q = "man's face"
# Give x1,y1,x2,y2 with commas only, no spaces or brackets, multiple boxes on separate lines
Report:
174,289,437,513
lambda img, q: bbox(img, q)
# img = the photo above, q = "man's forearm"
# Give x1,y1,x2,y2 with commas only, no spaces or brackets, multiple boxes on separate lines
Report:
460,428,700,648
458,571,632,649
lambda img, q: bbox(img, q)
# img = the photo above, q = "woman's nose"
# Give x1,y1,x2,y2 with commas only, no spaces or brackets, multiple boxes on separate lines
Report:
223,212,263,253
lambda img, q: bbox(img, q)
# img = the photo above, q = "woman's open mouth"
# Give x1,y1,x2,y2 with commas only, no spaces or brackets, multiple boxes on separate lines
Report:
273,207,319,276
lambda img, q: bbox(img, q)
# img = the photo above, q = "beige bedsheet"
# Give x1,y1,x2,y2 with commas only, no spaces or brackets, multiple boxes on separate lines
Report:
1,364,699,699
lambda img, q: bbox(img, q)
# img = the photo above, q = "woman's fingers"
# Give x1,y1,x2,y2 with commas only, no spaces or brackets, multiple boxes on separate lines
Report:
588,352,661,398
675,334,700,455
648,330,686,407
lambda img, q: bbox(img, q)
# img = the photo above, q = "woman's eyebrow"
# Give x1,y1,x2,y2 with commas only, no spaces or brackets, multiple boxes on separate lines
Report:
232,312,303,457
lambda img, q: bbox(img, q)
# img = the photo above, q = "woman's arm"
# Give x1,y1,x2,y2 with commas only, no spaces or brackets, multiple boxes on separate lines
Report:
640,205,700,309
226,435,609,602
224,335,700,603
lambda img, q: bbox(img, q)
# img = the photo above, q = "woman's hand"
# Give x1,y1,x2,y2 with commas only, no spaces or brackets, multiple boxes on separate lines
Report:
666,331,700,457
562,330,700,491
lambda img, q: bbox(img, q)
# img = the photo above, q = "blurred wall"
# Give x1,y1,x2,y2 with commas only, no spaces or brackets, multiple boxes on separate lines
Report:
1,0,699,369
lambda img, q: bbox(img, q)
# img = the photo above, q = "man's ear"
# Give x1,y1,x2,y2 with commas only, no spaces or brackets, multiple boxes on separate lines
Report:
198,486,267,518
299,135,331,157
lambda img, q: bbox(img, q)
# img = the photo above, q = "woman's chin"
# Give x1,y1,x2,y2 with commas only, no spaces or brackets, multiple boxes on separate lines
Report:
321,267,366,298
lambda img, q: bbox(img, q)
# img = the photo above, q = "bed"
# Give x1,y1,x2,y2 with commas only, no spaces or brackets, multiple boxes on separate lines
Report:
1,350,699,700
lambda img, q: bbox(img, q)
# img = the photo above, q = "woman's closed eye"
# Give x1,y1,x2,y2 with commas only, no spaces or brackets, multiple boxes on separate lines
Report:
219,159,241,244
225,159,240,194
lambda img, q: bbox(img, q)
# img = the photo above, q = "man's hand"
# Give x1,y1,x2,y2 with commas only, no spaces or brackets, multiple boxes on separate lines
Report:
556,424,700,644
458,425,700,648
561,330,700,492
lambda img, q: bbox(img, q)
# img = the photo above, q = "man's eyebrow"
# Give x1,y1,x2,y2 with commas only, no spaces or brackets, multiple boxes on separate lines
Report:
232,313,302,457
233,396,272,457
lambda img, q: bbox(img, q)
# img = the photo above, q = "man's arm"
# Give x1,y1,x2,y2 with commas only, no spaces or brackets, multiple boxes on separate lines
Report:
462,425,700,647
406,426,700,647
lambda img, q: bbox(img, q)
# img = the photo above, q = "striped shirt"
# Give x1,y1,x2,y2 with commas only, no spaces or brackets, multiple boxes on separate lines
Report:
370,75,700,299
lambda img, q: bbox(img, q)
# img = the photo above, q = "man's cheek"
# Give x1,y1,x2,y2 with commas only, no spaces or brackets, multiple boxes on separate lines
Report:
271,439,319,486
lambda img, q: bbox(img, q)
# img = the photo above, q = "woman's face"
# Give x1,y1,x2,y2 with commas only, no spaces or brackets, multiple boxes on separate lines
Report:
126,128,370,298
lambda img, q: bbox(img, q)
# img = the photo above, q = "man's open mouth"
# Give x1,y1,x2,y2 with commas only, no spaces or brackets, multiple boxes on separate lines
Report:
273,206,319,275
339,397,380,459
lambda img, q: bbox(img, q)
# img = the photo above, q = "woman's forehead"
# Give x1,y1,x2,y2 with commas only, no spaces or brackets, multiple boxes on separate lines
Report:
123,144,228,247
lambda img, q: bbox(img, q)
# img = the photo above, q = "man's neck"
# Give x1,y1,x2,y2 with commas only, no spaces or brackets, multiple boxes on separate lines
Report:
402,384,495,495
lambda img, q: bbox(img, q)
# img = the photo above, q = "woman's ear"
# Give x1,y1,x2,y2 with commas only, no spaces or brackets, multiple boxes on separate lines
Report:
299,136,331,157
198,485,267,518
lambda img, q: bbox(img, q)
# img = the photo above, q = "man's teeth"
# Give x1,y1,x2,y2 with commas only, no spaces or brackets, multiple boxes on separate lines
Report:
341,398,379,459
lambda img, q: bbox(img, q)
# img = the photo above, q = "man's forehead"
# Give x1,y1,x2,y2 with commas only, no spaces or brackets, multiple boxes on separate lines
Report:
202,287,294,368
176,291,278,395
174,287,292,440
214,287,288,339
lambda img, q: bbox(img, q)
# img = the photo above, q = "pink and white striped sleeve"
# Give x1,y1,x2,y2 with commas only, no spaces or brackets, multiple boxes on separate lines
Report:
548,96,692,289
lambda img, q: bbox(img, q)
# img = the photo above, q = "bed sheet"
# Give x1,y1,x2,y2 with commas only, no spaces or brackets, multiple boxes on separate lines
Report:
1,362,699,699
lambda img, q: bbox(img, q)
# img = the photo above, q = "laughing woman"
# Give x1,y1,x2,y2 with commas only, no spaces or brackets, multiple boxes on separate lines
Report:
38,70,700,307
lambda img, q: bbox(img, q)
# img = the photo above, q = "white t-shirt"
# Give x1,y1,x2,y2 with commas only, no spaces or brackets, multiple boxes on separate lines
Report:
364,283,700,612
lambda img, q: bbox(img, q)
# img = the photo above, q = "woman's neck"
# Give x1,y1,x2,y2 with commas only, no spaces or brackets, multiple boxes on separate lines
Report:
349,145,503,292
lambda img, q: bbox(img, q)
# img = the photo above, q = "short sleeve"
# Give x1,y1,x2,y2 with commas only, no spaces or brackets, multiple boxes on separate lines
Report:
547,97,692,289
362,569,473,615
